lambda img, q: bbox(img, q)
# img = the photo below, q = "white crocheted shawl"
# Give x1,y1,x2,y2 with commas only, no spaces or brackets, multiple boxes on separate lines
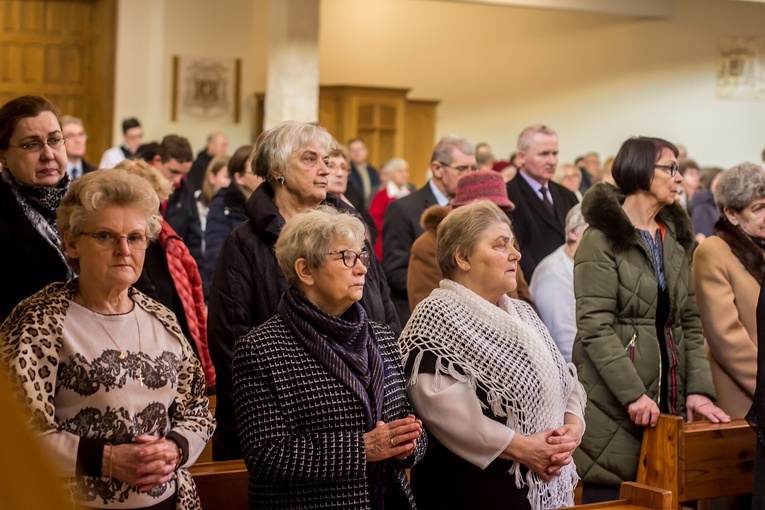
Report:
399,279,584,510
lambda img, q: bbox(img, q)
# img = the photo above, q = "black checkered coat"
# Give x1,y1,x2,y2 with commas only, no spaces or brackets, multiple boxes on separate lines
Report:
234,317,425,509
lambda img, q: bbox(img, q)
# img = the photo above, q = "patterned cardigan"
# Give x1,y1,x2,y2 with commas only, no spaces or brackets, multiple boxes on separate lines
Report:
0,280,215,510
233,315,426,509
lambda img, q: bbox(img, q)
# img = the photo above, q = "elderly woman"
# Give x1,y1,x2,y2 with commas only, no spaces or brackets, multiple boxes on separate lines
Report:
694,163,765,418
208,121,400,461
234,206,425,509
370,158,412,260
0,95,72,322
573,137,729,503
529,204,587,363
400,200,585,510
0,170,214,509
327,146,377,242
407,169,532,310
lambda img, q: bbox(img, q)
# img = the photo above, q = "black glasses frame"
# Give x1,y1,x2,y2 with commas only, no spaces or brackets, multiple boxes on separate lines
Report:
327,249,371,269
437,161,478,174
655,162,679,177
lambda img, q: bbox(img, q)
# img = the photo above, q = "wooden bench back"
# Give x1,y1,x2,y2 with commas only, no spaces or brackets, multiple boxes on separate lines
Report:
563,482,672,509
636,414,755,509
189,459,248,510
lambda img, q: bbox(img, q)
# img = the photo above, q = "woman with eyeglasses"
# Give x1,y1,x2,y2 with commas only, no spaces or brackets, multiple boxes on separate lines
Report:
0,95,73,322
208,121,400,461
572,137,729,503
233,205,425,509
0,170,214,509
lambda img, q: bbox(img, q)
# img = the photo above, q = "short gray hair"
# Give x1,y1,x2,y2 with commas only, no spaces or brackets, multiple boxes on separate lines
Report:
275,205,366,286
565,203,587,243
431,135,474,164
253,121,335,182
381,158,408,176
517,124,557,152
436,200,512,279
57,170,161,274
714,163,765,213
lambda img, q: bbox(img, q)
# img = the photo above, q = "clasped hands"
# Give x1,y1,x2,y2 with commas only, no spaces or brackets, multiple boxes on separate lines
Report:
364,414,423,463
103,435,181,493
503,420,583,483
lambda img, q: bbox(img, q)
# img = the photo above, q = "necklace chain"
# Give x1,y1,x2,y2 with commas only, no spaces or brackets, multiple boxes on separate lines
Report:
77,293,144,386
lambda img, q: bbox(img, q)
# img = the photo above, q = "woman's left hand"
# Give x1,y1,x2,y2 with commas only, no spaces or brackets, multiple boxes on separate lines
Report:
133,435,181,492
686,394,731,424
545,415,584,475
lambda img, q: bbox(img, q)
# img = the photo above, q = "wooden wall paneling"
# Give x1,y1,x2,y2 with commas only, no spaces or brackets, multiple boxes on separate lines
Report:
404,99,439,187
0,0,116,164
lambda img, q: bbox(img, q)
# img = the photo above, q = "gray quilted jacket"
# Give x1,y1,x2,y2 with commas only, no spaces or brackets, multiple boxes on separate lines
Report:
572,183,716,485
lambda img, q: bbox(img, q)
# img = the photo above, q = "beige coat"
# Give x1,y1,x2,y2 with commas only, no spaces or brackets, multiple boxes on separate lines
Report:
693,236,760,418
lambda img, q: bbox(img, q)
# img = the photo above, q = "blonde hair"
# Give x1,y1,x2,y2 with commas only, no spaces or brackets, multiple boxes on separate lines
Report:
57,170,161,273
275,205,366,286
202,154,230,204
114,159,173,201
436,200,512,279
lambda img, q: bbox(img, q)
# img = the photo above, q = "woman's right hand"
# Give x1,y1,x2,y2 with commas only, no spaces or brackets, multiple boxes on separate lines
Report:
502,430,577,482
363,415,423,462
627,394,660,427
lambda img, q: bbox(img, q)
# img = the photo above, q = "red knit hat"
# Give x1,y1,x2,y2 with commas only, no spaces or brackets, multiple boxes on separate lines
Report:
451,170,515,210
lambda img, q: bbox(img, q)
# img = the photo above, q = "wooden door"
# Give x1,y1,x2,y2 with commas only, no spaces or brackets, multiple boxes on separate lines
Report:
0,0,117,164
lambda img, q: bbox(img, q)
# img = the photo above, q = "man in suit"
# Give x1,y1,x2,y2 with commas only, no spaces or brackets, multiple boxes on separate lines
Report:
383,135,476,325
348,138,381,204
61,116,97,179
506,125,579,280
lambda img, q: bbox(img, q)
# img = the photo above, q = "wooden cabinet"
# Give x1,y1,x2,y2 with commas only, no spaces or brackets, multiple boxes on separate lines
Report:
257,85,438,187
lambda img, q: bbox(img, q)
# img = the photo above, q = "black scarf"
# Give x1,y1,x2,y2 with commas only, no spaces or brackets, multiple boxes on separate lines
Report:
278,286,384,430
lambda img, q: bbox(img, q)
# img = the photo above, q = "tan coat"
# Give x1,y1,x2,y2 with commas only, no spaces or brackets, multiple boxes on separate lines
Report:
407,205,532,311
693,235,760,418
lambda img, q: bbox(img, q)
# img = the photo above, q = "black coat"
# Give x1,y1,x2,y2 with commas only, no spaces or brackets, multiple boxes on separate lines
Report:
163,179,203,269
506,174,579,280
207,182,401,460
202,185,247,298
234,318,424,509
382,183,438,325
187,149,213,192
0,178,69,322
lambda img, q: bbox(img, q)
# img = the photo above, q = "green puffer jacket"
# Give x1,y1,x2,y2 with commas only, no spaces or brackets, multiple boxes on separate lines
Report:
572,183,716,485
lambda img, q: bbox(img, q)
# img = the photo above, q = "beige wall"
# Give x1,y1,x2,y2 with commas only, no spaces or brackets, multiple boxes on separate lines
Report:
115,0,765,168
114,0,267,154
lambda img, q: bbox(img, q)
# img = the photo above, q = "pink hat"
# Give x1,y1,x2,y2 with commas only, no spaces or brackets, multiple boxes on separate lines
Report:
451,170,515,210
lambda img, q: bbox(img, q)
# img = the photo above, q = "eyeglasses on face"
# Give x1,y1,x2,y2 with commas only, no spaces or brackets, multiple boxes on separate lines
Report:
9,137,66,153
327,249,371,269
438,161,478,173
655,162,679,177
80,230,150,250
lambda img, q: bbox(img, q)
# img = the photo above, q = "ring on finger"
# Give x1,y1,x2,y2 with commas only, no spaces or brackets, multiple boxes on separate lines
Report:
389,437,396,447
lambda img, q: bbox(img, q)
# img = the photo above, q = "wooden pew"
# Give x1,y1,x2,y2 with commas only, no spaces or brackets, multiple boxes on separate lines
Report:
189,459,248,510
563,482,672,509
636,414,755,509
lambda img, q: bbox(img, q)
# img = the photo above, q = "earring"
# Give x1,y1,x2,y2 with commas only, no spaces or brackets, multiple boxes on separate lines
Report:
277,175,285,186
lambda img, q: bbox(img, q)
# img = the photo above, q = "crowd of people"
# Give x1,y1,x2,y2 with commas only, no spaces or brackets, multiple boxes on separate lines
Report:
2,93,765,510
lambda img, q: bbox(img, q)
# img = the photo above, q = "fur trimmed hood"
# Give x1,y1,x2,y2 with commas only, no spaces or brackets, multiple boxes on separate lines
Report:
581,183,695,254
419,205,450,233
